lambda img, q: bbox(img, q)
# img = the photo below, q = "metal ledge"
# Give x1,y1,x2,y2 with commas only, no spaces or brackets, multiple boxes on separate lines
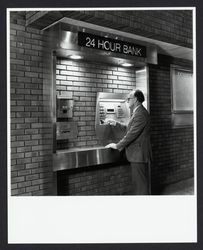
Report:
53,146,125,172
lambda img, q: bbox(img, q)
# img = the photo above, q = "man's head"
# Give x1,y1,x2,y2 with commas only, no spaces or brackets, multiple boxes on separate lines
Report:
126,89,145,110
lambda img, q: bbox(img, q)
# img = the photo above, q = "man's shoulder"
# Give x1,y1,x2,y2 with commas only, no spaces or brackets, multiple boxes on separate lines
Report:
135,105,149,120
136,105,148,113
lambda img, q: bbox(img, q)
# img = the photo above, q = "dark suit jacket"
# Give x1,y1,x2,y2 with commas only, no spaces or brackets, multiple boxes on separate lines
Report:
116,105,152,163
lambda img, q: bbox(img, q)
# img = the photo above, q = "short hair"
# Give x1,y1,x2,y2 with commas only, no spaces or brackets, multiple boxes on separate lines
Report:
133,89,145,103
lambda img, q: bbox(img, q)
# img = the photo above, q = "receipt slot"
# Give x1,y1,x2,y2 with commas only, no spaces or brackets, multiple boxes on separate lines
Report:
95,92,130,144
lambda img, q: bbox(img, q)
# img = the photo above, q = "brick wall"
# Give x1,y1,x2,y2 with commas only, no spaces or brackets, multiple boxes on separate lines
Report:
57,163,132,195
149,55,194,192
10,12,53,195
56,58,137,149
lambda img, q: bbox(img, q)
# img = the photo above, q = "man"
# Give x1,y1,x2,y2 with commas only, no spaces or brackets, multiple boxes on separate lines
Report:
105,89,152,195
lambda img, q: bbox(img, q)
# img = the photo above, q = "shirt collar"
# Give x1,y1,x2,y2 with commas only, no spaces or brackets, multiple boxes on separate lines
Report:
133,104,141,113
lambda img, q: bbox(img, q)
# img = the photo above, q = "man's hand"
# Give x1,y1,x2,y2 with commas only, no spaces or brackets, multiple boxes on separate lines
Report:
105,118,117,126
105,143,117,149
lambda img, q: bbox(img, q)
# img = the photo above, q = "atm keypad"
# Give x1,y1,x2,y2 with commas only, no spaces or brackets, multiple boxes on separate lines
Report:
117,107,124,118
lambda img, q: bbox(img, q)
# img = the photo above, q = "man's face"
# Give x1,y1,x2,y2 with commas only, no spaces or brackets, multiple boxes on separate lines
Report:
126,92,137,109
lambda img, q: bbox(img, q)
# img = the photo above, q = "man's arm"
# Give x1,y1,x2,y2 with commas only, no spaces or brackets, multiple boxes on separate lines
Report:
116,113,147,151
115,120,127,132
105,118,127,131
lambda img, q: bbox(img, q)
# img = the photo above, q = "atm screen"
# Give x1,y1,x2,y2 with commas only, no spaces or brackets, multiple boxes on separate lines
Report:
106,108,115,113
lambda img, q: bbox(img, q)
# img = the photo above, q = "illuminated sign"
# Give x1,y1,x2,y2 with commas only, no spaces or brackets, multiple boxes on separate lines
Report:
78,32,146,58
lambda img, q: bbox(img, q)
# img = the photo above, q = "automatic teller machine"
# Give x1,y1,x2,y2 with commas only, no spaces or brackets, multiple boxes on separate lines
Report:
95,92,130,144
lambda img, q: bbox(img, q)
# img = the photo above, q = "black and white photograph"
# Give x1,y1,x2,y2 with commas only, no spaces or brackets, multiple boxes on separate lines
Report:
6,5,198,245
9,9,195,196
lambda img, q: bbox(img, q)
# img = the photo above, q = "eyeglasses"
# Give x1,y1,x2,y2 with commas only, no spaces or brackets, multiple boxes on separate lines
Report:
126,97,134,102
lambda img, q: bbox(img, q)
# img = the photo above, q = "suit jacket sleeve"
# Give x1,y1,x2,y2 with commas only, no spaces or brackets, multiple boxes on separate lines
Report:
116,112,147,151
115,121,127,132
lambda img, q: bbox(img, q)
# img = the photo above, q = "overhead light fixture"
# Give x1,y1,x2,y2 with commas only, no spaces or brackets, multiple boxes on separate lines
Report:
136,68,146,73
69,55,83,60
121,63,133,67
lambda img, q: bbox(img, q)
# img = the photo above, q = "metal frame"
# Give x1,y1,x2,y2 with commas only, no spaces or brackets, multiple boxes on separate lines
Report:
170,64,193,128
52,53,57,153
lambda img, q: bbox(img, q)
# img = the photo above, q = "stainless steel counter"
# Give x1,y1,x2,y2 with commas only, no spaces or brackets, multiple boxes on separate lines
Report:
53,146,125,172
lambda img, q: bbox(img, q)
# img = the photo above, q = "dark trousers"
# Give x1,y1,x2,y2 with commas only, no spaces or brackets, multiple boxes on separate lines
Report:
130,162,150,195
